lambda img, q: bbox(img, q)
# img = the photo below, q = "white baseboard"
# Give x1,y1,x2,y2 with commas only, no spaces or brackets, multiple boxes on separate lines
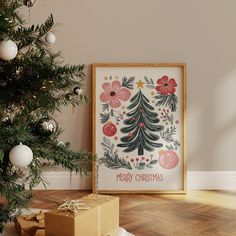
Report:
33,171,92,190
188,171,236,190
33,171,236,190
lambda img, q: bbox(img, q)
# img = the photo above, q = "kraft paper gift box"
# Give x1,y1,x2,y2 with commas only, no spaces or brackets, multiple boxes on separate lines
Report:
34,229,45,236
103,227,120,236
15,212,45,236
81,194,119,235
45,194,119,236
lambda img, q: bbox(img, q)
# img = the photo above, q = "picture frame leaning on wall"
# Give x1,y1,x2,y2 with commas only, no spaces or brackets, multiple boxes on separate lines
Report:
92,63,186,194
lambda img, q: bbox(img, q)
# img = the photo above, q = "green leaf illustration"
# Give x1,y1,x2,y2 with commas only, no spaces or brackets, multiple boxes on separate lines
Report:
121,76,135,90
150,160,158,165
100,113,110,124
138,162,146,167
154,94,178,112
144,76,155,89
136,165,145,170
100,137,132,170
160,126,176,143
102,103,109,112
146,164,153,168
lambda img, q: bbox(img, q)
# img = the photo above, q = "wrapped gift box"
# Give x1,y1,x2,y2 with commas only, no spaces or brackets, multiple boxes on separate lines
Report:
103,227,120,236
15,212,45,236
81,194,119,235
45,194,119,236
34,229,45,236
45,206,97,236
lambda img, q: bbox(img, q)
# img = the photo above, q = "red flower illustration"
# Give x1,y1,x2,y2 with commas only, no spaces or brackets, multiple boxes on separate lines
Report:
100,81,131,108
156,76,177,95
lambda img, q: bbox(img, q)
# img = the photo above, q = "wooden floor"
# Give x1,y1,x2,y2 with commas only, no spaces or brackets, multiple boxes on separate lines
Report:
30,190,236,236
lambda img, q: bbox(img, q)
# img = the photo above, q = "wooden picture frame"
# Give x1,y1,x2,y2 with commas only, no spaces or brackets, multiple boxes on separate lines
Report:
92,63,186,194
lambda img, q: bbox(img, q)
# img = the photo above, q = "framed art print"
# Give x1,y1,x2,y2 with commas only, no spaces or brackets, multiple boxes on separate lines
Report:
92,63,186,193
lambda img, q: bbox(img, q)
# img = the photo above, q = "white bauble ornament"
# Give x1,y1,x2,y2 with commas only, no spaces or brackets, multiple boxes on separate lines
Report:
9,143,33,168
0,40,18,61
45,32,56,44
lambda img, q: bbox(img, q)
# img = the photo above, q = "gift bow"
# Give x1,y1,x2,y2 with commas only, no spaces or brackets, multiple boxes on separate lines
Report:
58,199,90,214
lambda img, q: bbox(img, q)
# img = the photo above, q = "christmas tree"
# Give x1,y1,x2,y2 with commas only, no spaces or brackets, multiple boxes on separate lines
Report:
118,89,164,155
0,0,93,232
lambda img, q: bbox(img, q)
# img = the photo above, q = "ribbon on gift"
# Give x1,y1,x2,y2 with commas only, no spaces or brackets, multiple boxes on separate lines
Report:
23,210,45,226
57,199,90,215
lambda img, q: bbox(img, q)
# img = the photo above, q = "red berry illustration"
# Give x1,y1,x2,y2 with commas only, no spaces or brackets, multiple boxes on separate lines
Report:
103,122,117,137
139,122,144,127
128,132,133,137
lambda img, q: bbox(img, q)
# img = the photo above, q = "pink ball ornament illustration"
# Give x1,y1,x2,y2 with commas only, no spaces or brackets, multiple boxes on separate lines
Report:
159,150,179,169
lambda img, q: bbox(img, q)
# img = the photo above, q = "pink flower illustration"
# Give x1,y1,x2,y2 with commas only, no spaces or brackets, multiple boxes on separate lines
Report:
156,76,177,95
100,81,131,108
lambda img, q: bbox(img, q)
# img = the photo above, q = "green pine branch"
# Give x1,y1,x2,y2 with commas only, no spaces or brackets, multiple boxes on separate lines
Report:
121,76,135,90
154,94,178,112
160,126,176,143
100,137,132,170
0,0,93,232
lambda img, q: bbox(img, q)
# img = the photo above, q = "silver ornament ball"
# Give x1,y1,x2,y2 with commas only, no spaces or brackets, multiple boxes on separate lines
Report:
38,117,58,135
42,119,57,132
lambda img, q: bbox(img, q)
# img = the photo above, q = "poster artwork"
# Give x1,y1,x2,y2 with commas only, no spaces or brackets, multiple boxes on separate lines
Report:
94,64,185,192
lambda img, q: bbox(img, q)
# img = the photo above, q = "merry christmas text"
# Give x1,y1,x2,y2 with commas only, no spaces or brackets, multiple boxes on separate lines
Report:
116,172,164,182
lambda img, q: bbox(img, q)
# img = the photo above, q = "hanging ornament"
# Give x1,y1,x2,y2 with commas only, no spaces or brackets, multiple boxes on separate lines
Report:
103,122,117,137
45,32,56,44
0,40,18,61
9,143,33,168
37,117,58,136
73,86,83,96
159,150,179,169
23,0,37,7
1,112,11,122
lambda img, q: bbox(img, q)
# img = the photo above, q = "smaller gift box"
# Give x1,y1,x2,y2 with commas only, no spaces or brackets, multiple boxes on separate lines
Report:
34,229,45,236
15,211,45,236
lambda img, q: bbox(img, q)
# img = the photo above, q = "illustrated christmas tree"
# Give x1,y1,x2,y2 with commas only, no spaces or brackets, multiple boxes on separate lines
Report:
118,89,164,155
0,0,93,232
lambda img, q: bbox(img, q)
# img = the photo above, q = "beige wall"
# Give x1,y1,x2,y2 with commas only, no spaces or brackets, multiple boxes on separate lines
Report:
30,0,236,171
